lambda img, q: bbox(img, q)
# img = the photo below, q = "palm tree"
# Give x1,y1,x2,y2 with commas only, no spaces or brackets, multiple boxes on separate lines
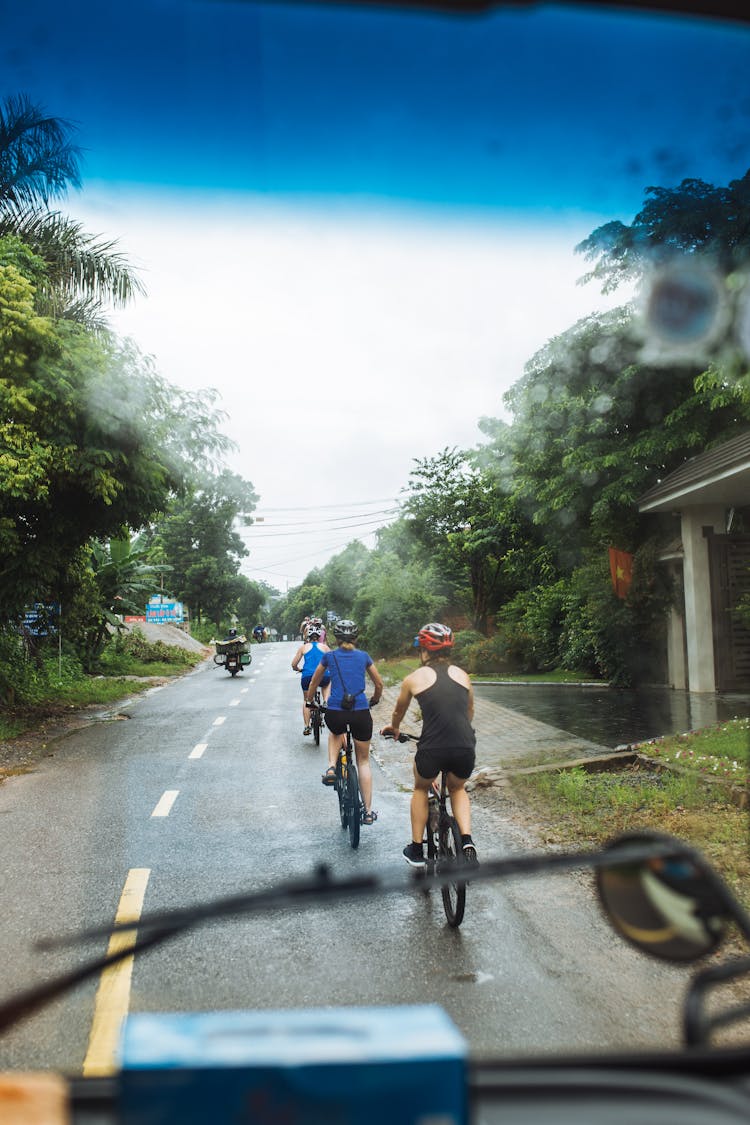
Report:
0,93,144,321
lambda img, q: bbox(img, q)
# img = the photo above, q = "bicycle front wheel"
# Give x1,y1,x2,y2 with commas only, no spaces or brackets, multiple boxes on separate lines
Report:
346,760,361,850
439,816,466,927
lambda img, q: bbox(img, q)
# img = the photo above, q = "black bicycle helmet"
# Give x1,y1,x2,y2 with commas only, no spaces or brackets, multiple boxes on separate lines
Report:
333,619,359,641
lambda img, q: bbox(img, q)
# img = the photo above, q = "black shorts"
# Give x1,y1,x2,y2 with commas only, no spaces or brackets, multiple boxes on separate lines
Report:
301,674,331,691
324,708,373,742
414,745,475,781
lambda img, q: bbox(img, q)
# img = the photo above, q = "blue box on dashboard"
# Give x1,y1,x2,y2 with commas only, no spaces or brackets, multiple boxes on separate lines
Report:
118,1005,467,1125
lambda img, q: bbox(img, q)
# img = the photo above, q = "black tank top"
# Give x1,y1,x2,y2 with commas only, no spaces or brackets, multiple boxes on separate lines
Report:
414,662,476,752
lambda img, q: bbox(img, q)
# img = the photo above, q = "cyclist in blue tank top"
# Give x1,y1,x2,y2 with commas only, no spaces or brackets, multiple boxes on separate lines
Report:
291,627,331,736
305,619,384,825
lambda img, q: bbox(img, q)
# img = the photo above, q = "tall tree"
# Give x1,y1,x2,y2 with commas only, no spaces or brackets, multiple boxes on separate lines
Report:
402,448,546,631
148,471,259,625
0,242,234,620
0,94,144,322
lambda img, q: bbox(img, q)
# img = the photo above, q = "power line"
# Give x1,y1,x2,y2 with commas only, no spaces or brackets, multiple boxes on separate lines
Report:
253,496,404,514
246,506,399,530
243,515,397,539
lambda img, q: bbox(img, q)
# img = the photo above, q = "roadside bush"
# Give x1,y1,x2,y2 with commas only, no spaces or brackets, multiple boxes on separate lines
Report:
451,629,485,664
496,580,568,672
102,629,194,669
462,633,510,674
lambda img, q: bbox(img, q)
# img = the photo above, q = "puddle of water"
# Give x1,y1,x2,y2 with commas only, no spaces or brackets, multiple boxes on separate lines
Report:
473,683,750,748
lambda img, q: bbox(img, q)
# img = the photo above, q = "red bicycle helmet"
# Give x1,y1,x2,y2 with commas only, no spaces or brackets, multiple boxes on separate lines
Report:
417,622,454,651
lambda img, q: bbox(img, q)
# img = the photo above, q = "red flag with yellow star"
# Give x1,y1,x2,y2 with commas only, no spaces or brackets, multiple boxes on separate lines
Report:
608,548,633,599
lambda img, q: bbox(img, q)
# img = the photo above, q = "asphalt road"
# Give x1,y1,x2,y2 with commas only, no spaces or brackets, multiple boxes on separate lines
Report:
0,642,690,1074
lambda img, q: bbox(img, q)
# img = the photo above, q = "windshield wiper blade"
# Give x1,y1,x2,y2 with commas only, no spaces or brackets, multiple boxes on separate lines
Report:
0,838,724,1037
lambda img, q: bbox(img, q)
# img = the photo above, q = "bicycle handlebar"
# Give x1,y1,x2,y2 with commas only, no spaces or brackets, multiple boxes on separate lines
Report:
380,729,417,742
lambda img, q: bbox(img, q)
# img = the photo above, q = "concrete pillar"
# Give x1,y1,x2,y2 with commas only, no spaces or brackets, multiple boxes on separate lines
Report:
666,599,687,690
681,505,725,692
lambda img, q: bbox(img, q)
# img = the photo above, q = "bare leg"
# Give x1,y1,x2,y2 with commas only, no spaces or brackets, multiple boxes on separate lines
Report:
410,765,434,844
446,774,471,836
354,740,372,810
328,729,345,770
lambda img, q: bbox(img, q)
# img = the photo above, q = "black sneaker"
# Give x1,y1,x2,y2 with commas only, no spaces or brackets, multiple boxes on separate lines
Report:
462,844,479,866
403,842,426,868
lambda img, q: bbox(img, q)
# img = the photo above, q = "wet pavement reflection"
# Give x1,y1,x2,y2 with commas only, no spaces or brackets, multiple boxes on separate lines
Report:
472,683,750,749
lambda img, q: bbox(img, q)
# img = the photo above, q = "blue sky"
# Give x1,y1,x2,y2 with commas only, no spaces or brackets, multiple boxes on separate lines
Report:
4,2,749,212
4,2,750,586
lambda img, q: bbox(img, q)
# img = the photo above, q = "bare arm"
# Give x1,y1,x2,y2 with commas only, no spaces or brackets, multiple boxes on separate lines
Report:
380,675,415,738
467,681,475,723
291,645,304,671
367,662,383,705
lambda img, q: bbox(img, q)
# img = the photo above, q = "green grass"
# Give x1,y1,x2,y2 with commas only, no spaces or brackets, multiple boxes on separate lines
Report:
471,669,601,683
508,719,750,905
632,718,749,783
376,657,601,687
377,657,419,685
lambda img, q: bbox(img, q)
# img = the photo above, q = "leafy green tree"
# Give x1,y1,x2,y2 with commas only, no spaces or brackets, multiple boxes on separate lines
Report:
0,243,234,621
403,448,549,631
487,305,750,568
352,551,446,655
148,471,258,625
272,582,328,639
0,95,144,322
0,93,81,209
576,169,750,293
234,575,268,632
78,536,162,669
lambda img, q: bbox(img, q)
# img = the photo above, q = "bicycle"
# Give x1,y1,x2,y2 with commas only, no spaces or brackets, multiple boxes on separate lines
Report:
313,702,363,850
382,730,467,927
309,687,324,746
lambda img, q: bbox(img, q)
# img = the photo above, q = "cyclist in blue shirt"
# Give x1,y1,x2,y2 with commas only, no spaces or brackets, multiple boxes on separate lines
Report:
305,619,383,825
291,626,331,735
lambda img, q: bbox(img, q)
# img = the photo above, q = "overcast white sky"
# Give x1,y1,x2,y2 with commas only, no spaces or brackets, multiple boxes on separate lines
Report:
73,187,624,590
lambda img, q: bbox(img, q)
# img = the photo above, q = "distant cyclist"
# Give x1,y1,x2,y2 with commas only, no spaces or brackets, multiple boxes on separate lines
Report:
305,619,383,825
381,622,478,867
291,626,331,735
310,615,327,643
253,624,265,644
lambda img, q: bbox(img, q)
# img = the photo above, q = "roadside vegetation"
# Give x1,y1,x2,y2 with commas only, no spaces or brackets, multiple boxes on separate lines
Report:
508,718,750,903
0,631,203,742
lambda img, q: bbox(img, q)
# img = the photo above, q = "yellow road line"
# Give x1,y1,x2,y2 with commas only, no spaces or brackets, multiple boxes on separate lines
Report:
82,868,150,1077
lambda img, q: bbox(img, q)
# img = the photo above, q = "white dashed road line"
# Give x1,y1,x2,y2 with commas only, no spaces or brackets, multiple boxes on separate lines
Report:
189,743,207,759
151,790,179,817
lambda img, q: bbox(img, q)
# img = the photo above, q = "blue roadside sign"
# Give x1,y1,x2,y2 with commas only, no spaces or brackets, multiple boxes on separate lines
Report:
22,602,60,636
145,596,184,624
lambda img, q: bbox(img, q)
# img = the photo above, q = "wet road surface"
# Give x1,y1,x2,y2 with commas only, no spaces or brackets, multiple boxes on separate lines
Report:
0,643,691,1073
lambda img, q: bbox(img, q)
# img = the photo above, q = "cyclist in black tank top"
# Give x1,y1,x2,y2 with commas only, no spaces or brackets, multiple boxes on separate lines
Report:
380,622,478,869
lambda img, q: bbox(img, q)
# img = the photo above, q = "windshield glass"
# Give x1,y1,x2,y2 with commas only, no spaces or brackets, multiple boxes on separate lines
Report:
1,0,750,1081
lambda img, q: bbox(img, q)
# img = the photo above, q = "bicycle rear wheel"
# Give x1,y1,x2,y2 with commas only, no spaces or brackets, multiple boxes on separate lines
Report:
336,754,348,829
346,759,361,850
311,701,321,746
439,815,466,927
